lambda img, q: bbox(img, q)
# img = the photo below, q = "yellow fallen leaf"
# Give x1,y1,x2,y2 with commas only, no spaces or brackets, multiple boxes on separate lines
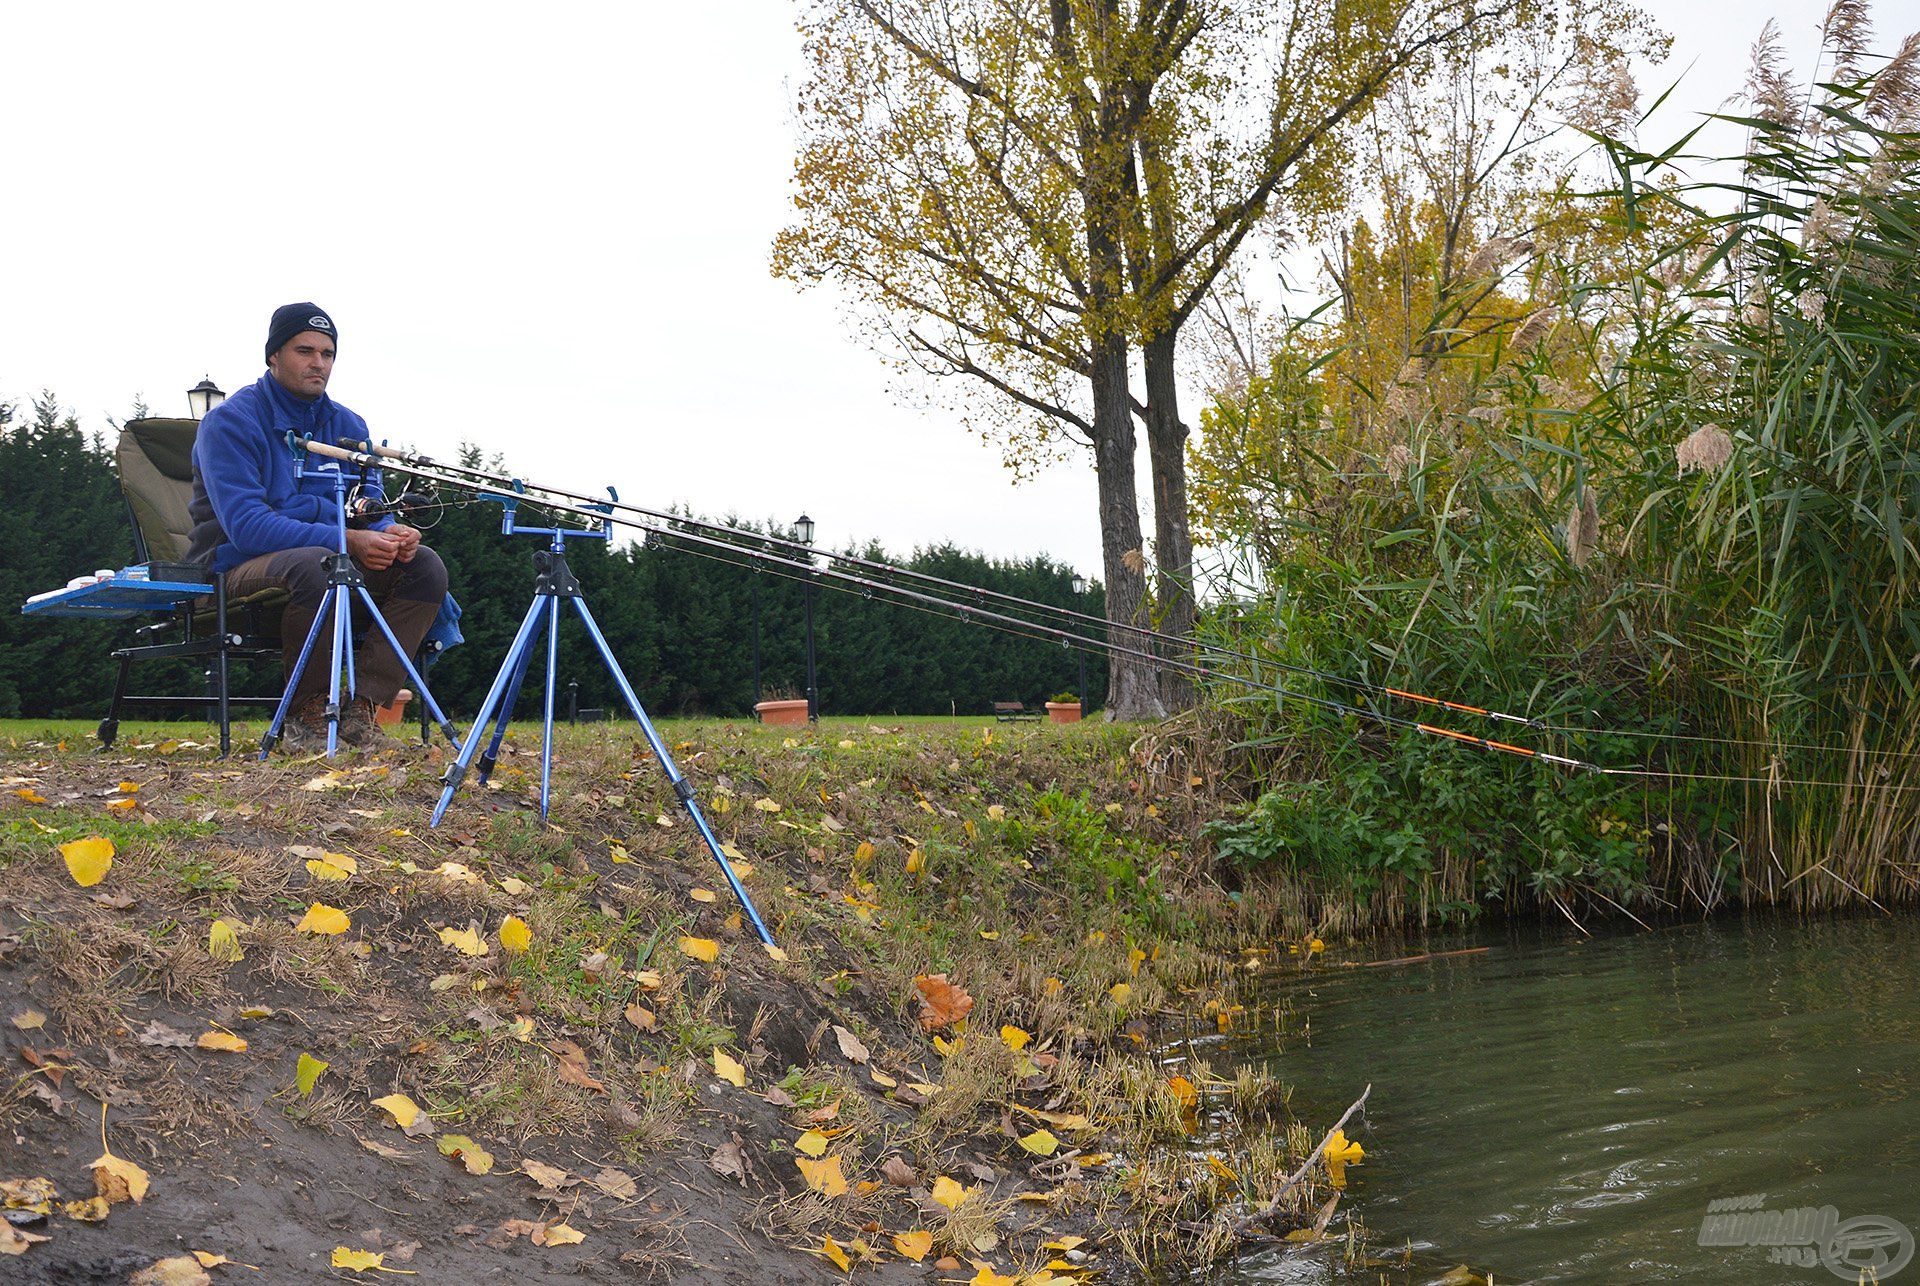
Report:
63,1195,110,1221
905,847,925,875
11,1010,45,1030
295,903,350,935
811,1234,851,1272
92,1152,150,1204
968,1261,1019,1286
330,1247,387,1271
60,836,115,887
688,887,717,903
372,1093,422,1130
1042,1235,1087,1252
794,1128,830,1157
1206,1155,1238,1182
753,797,781,812
13,788,47,804
999,1025,1031,1051
931,1175,972,1209
537,1222,585,1246
795,1154,847,1197
1,1226,50,1253
679,936,720,963
105,796,139,812
296,1053,329,1095
189,1252,231,1268
1309,937,1326,954
1018,1128,1060,1156
499,915,531,954
986,804,1005,821
762,942,789,962
711,1048,747,1088
869,1067,897,1088
1166,1074,1198,1109
1325,1127,1365,1188
893,1230,934,1261
196,1030,248,1053
1011,1105,1090,1132
436,1133,495,1175
978,929,1000,940
304,850,358,882
207,918,245,962
436,924,488,956
498,876,530,895
1109,983,1132,1005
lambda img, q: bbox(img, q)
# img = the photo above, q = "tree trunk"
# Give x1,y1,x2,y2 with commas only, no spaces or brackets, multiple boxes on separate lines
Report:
1142,329,1196,711
1090,330,1167,722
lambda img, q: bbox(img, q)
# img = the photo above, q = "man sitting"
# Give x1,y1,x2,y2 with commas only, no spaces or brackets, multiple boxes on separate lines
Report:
186,302,448,749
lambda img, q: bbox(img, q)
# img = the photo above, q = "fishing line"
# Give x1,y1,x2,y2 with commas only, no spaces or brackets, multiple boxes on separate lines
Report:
303,439,1920,791
341,439,1548,731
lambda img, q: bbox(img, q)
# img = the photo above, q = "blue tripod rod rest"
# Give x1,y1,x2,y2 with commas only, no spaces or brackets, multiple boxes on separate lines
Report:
426,492,776,947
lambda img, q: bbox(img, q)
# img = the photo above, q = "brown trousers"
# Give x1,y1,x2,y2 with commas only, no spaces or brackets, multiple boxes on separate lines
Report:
226,544,448,706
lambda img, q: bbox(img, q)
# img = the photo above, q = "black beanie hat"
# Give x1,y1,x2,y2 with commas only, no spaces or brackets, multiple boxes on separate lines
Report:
265,303,338,361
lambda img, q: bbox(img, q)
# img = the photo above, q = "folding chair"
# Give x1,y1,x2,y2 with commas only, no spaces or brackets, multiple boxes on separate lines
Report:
98,418,287,755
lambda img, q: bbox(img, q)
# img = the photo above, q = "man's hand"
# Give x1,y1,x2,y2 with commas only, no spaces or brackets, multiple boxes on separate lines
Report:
388,523,422,563
346,527,404,572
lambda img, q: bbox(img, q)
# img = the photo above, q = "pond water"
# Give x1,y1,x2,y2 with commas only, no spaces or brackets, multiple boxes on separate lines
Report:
1202,915,1920,1283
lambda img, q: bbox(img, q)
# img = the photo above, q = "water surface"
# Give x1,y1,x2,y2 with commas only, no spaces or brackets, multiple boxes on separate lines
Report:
1205,916,1920,1283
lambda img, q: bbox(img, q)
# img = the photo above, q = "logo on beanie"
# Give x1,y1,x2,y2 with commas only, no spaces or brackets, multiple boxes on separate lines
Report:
308,316,333,331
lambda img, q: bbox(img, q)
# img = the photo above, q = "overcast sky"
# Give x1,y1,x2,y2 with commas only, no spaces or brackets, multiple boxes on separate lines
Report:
4,0,1906,579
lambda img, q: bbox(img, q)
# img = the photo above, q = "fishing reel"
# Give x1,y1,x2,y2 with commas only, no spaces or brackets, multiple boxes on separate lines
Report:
348,479,445,530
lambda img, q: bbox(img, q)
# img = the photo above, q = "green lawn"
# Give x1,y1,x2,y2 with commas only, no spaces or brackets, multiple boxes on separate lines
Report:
0,712,1021,752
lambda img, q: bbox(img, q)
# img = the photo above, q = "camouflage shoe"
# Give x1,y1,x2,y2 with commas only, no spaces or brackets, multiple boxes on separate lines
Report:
273,694,332,754
339,697,397,749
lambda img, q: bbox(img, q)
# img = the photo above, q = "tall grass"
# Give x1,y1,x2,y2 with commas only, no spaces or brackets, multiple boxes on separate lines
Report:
1194,76,1920,921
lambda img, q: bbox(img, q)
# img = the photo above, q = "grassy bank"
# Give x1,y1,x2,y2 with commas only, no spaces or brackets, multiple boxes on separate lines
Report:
0,716,1360,1283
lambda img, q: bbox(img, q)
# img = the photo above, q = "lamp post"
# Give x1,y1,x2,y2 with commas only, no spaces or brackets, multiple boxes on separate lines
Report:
186,377,225,419
751,564,763,708
1071,573,1089,710
797,513,819,722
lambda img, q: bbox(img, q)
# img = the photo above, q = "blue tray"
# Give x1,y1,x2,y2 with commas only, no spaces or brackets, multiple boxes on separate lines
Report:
22,572,212,620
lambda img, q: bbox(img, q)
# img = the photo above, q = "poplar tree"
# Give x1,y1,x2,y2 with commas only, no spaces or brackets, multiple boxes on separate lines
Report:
774,0,1510,717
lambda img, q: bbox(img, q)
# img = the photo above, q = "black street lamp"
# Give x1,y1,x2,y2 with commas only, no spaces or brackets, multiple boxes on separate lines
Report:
797,514,819,722
1071,573,1089,710
187,377,225,419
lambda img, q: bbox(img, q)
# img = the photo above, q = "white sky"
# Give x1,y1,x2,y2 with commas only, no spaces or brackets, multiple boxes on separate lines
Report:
4,1,1911,578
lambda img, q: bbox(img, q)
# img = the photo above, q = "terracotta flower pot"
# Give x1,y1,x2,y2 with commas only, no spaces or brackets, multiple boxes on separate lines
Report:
755,699,810,726
1045,701,1082,724
376,689,413,726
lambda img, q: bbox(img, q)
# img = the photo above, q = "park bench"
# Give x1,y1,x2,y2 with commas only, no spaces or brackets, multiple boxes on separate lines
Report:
992,701,1041,722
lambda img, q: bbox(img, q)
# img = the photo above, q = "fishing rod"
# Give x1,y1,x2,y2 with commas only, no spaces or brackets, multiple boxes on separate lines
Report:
298,439,1597,776
312,437,1920,790
339,438,1545,733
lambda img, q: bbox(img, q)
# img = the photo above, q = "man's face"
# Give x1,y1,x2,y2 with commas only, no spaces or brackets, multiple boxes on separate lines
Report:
268,331,335,398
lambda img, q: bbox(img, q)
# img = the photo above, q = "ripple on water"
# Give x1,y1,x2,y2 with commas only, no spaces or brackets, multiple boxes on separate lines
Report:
1205,915,1920,1283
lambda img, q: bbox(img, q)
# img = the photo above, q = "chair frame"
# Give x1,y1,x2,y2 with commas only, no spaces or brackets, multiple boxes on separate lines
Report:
98,487,285,757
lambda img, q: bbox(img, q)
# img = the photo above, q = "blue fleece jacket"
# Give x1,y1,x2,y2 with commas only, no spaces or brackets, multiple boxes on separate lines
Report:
185,372,393,572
